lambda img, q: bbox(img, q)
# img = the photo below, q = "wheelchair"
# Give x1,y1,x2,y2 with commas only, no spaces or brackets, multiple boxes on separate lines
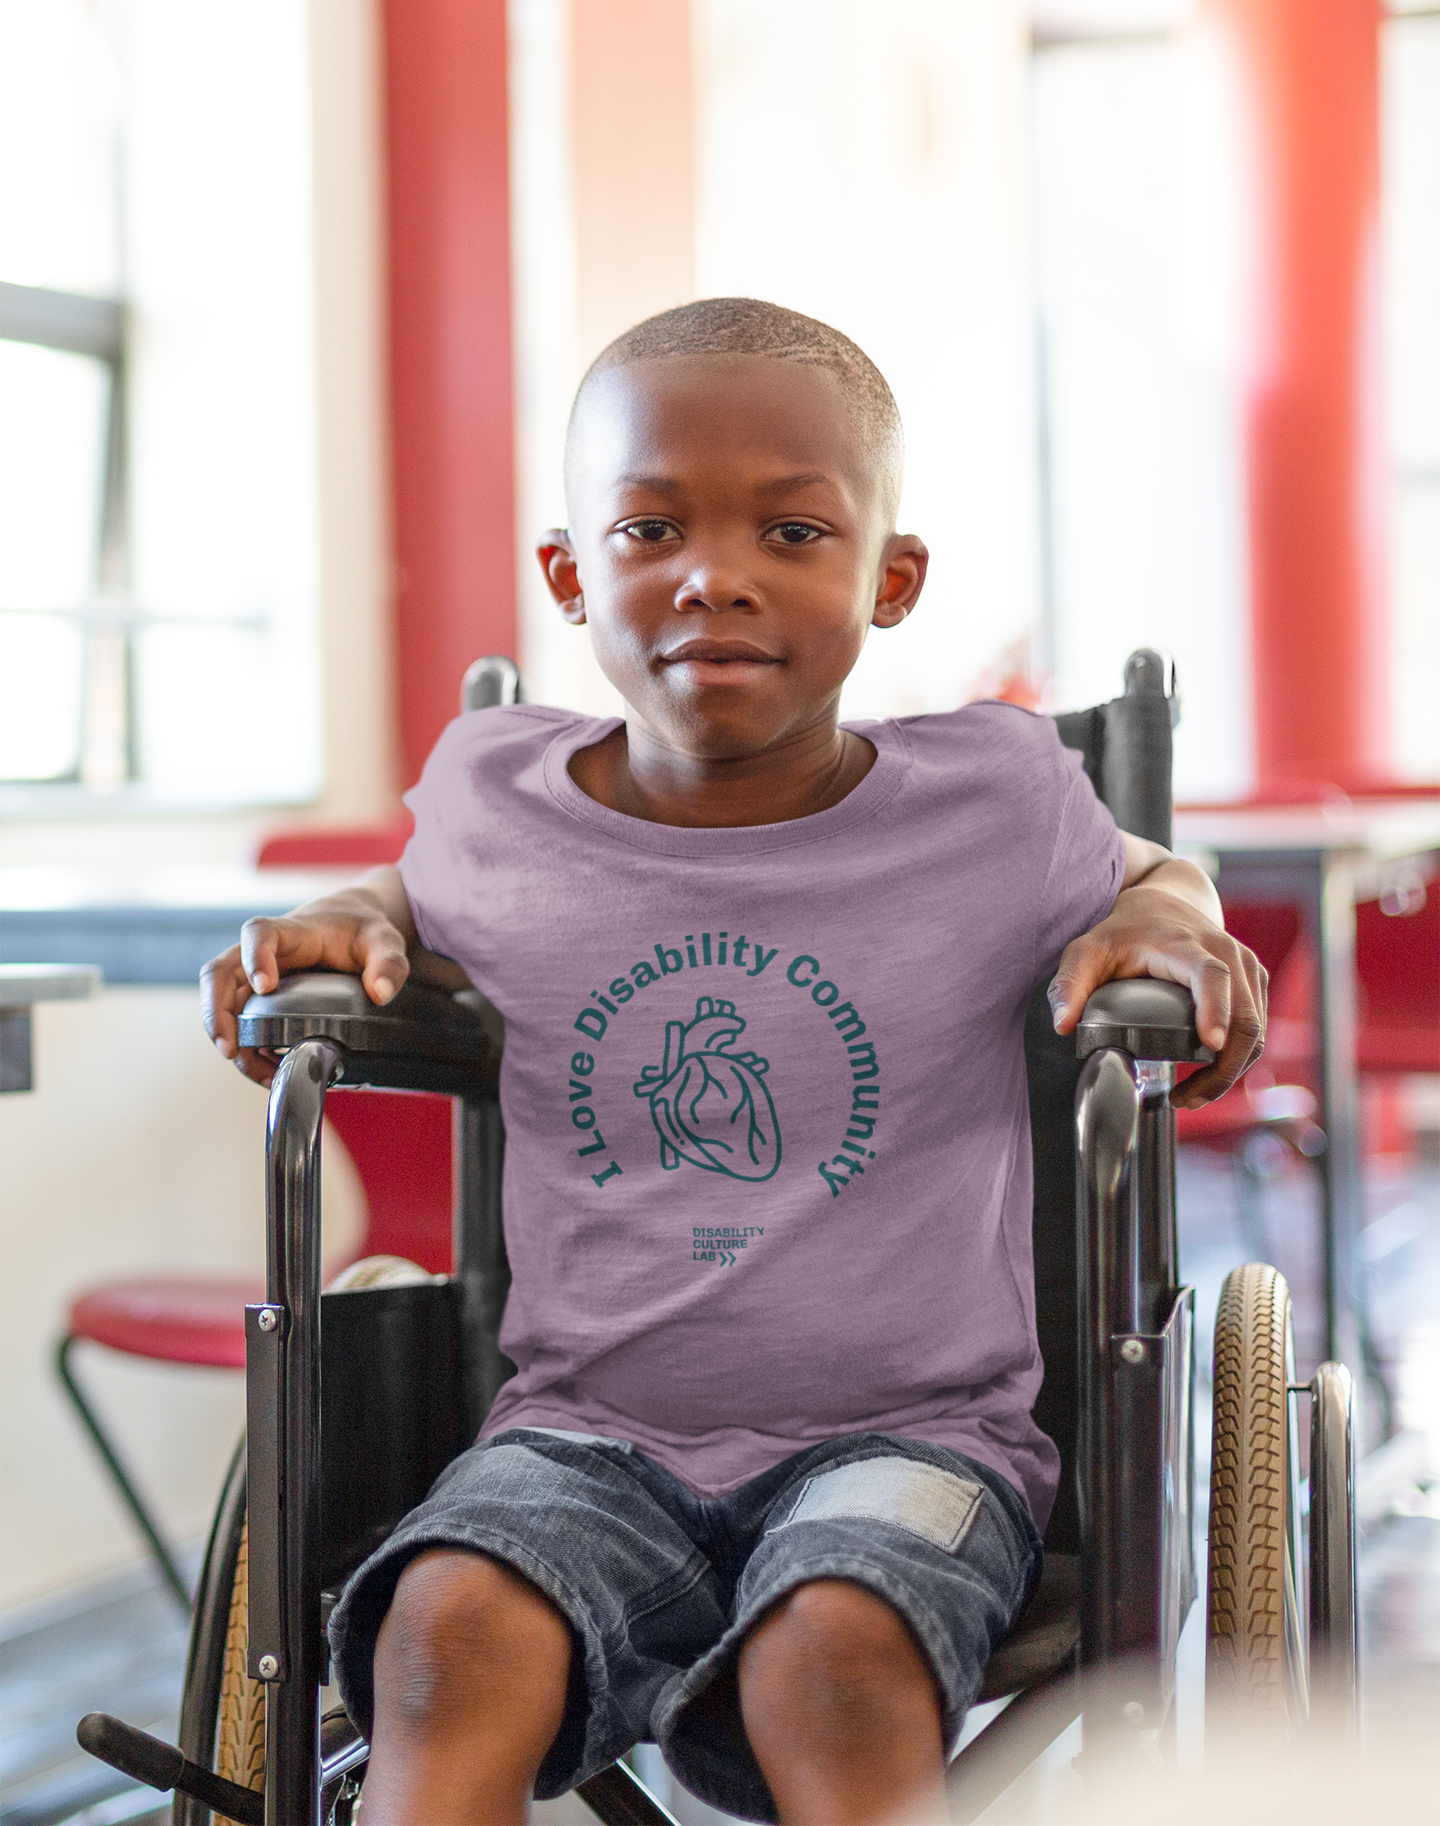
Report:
77,652,1359,1826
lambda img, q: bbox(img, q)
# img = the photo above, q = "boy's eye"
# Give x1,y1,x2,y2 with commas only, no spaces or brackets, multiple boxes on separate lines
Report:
769,522,823,546
620,519,679,544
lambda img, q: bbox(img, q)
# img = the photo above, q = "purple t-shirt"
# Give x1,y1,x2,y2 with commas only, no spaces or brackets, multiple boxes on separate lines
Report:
400,701,1125,1525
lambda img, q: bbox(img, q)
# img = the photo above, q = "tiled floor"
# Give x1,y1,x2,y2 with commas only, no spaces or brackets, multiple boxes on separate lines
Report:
3,1153,1436,1826
0,1555,194,1826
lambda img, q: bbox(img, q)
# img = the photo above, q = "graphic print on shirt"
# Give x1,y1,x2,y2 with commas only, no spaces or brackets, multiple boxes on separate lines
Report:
632,996,780,1180
565,934,883,1248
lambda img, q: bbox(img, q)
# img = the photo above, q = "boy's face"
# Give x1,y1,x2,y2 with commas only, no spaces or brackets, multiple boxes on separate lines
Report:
538,355,927,761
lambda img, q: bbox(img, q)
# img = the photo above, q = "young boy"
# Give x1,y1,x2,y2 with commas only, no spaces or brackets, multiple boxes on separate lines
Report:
204,299,1264,1826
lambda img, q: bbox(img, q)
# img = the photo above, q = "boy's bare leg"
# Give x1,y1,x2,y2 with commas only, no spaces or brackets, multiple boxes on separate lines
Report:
738,1579,948,1825
360,1549,572,1826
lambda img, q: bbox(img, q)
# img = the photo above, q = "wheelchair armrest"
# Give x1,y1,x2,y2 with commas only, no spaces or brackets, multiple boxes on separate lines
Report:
1074,979,1213,1064
238,971,501,1096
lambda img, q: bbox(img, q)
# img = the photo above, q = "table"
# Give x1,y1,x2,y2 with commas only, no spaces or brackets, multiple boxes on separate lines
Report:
1173,800,1440,1376
0,866,358,987
0,963,103,1092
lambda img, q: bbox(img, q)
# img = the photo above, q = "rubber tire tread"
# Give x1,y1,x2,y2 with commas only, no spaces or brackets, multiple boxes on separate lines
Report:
215,1519,266,1821
1205,1262,1297,1719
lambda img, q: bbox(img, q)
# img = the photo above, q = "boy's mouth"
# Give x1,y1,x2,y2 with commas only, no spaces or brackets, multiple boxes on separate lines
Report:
658,637,782,676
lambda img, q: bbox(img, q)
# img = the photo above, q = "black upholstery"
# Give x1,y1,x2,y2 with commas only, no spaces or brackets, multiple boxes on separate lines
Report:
1027,647,1176,1554
1052,647,1177,851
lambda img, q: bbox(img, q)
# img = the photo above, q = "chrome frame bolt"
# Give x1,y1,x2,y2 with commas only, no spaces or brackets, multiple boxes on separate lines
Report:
257,1307,278,1332
1120,1338,1145,1365
257,1653,279,1679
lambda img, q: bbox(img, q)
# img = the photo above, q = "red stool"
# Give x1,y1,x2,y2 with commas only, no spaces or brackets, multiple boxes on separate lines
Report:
55,821,457,1612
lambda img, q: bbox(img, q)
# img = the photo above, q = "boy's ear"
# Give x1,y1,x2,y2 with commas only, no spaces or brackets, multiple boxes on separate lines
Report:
537,530,585,624
871,534,929,630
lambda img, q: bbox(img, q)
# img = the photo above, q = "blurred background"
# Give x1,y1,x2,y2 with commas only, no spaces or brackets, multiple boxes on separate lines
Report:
0,1,1436,1821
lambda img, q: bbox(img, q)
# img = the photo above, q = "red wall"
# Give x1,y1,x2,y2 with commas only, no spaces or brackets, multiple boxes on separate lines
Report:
383,0,516,788
1208,0,1388,789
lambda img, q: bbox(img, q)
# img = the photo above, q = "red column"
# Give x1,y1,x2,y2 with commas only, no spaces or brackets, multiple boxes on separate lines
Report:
382,0,516,788
1206,0,1388,791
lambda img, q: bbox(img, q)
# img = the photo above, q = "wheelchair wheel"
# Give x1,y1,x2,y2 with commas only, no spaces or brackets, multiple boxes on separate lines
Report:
1206,1263,1307,1726
215,1520,266,1815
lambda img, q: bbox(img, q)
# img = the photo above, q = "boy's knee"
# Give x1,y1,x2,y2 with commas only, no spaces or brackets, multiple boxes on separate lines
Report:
376,1548,571,1734
739,1579,938,1738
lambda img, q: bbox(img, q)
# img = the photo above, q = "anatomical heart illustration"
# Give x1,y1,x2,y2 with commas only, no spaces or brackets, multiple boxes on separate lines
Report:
633,997,781,1181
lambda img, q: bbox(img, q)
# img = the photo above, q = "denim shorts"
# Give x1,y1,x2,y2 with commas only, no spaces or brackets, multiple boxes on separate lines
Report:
329,1428,1040,1823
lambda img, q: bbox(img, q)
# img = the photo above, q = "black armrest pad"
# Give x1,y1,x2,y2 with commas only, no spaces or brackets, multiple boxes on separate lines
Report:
1075,979,1213,1064
238,971,501,1094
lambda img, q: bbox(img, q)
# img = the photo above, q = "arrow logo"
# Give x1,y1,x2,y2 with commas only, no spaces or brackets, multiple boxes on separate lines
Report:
719,1249,737,1267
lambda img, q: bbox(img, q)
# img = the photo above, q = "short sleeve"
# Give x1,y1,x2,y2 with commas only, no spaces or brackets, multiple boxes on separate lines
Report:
1031,745,1126,978
398,721,466,961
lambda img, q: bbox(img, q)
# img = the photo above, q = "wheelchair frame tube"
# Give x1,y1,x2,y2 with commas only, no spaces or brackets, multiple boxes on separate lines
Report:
1077,1048,1196,1744
1135,1063,1177,1334
1076,1047,1141,1670
250,1037,340,1826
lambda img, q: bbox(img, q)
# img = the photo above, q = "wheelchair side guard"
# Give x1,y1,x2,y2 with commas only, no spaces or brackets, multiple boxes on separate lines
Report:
1107,1287,1196,1724
1075,984,1204,1744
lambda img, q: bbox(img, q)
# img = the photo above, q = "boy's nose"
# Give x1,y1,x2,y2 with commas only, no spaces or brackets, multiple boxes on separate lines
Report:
675,559,757,614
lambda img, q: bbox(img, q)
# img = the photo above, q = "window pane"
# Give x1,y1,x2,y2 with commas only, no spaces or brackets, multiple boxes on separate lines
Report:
0,340,108,609
0,0,122,294
0,613,84,780
135,620,317,807
1389,479,1440,782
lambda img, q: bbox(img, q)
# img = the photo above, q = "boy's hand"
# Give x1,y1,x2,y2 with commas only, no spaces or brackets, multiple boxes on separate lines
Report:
201,869,415,1086
1047,840,1267,1111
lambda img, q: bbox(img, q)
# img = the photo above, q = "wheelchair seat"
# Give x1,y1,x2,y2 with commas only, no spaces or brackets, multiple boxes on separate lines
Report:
975,1554,1079,1703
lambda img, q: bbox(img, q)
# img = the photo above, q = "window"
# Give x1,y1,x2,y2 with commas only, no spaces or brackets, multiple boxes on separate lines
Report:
1030,11,1252,800
1031,1,1440,795
0,0,322,808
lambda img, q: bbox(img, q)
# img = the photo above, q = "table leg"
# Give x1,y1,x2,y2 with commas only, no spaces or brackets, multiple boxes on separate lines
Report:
0,1007,33,1093
1307,860,1358,1368
1308,858,1395,1439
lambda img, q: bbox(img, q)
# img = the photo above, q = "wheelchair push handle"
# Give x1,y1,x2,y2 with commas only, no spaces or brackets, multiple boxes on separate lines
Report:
238,969,502,1097
1074,978,1213,1065
461,653,521,711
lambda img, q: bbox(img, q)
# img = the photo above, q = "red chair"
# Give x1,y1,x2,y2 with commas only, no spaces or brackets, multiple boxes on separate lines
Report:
1356,861,1439,1076
55,822,454,1612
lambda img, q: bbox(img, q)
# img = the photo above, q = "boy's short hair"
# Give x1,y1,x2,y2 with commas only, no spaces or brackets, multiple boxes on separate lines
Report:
569,297,905,519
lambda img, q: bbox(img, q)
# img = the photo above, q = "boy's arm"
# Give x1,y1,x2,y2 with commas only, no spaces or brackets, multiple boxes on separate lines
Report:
201,865,472,1086
1046,834,1266,1111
